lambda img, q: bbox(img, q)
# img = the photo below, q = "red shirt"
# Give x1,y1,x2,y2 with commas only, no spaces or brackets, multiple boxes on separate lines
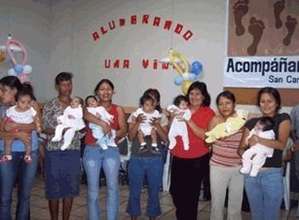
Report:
85,104,120,145
171,106,214,159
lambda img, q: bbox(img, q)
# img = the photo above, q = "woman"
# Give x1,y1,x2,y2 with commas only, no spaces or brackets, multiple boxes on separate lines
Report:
170,81,215,220
83,79,127,220
0,76,39,220
208,91,244,220
126,88,168,220
238,87,291,220
43,72,83,220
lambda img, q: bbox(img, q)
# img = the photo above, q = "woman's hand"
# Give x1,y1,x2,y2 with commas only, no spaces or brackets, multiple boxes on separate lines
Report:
176,113,189,123
134,114,146,124
101,121,112,134
247,135,259,146
150,117,161,128
4,121,19,132
67,114,76,120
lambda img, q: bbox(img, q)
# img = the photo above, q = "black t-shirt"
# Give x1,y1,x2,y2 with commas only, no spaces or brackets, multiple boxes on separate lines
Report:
245,113,290,167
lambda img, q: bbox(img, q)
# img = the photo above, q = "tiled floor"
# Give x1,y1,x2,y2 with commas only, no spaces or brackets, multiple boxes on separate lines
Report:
11,176,299,219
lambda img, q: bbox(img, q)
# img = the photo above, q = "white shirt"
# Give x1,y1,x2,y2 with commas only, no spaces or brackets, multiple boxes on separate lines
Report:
6,105,36,124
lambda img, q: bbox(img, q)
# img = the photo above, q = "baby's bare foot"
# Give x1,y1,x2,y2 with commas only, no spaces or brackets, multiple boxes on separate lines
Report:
283,15,297,46
233,0,249,36
273,0,285,29
247,17,265,56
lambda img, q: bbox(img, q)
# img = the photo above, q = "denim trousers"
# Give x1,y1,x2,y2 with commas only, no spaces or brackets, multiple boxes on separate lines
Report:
244,168,283,220
127,156,163,217
83,145,120,220
0,150,38,220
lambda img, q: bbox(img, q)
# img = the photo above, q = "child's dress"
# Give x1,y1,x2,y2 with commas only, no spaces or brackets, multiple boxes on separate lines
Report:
52,106,85,150
240,129,275,176
132,108,161,136
167,105,191,150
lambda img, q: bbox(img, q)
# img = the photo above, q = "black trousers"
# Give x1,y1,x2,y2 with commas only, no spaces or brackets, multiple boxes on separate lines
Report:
170,154,209,220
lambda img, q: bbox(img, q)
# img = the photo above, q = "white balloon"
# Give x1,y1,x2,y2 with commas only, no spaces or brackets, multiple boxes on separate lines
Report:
23,65,32,74
8,68,17,76
182,72,189,80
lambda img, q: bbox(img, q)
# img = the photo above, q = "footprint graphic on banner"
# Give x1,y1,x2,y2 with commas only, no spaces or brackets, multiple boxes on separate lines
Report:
273,0,285,29
247,17,265,56
283,15,297,46
233,0,249,36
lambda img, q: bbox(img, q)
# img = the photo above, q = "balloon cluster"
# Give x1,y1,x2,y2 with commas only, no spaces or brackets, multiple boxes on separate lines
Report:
168,49,203,95
6,37,32,83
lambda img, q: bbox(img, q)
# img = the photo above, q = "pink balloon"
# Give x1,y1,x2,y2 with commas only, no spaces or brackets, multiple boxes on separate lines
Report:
6,39,28,66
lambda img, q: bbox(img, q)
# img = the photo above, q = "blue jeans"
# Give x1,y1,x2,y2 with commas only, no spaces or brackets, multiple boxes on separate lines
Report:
83,145,120,220
0,150,38,220
127,156,163,217
244,168,283,220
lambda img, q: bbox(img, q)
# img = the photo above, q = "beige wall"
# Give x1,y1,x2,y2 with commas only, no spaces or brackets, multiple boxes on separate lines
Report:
0,0,51,101
48,0,226,108
3,0,292,114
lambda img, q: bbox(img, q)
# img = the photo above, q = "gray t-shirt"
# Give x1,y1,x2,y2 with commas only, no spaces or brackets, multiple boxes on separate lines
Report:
128,111,168,157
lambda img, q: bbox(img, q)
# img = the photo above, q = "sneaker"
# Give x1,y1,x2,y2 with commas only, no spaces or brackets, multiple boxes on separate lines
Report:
139,144,148,153
151,146,160,154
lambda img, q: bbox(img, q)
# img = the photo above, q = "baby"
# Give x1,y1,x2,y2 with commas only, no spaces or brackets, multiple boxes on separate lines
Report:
51,96,85,150
167,95,191,150
1,83,41,163
132,94,161,153
240,116,275,177
85,95,117,149
205,109,248,143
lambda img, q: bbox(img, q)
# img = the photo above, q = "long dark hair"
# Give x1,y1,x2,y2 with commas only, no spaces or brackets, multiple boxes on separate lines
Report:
94,79,114,95
0,76,22,92
216,91,236,105
257,87,281,112
187,81,211,107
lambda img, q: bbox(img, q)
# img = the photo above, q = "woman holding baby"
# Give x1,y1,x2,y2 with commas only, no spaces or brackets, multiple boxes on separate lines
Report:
43,72,84,220
170,81,214,220
238,87,291,220
207,91,244,220
83,79,127,220
126,88,168,220
0,76,40,220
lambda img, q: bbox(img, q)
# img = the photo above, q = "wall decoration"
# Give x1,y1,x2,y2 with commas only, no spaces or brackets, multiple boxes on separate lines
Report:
225,0,299,88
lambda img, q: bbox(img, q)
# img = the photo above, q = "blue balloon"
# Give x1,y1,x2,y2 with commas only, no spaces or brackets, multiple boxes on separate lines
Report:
14,64,24,74
191,61,203,76
174,76,184,85
188,73,197,81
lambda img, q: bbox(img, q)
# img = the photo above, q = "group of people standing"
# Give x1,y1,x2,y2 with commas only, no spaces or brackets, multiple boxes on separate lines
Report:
0,72,292,220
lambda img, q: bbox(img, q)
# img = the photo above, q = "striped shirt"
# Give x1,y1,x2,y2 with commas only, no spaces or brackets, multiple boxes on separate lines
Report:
210,130,242,167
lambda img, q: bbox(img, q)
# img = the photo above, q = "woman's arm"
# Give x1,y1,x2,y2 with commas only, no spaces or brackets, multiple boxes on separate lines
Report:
237,127,250,156
128,114,144,141
248,119,291,150
5,121,35,132
186,120,206,139
83,108,111,134
152,120,168,142
115,106,127,139
207,116,220,131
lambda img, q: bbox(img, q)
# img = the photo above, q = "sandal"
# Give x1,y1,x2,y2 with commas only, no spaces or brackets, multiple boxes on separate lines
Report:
0,154,12,163
24,155,32,163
